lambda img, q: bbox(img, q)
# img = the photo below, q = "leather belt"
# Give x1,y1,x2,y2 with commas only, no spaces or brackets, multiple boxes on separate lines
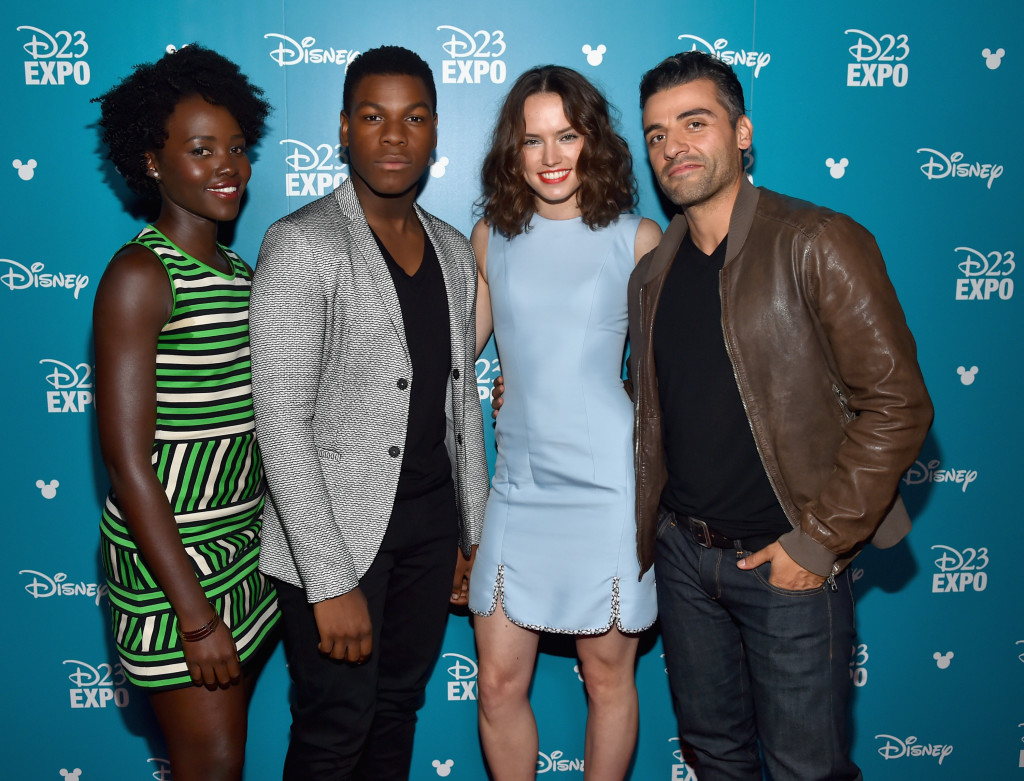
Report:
668,510,780,552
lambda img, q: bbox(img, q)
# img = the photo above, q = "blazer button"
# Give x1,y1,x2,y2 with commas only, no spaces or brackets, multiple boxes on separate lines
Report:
388,446,400,458
452,368,460,380
397,378,408,390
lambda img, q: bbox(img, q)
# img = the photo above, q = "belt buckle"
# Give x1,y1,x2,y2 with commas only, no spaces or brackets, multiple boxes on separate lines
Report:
688,517,712,548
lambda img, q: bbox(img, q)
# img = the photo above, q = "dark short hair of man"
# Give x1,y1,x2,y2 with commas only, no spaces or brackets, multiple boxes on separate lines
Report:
343,45,437,116
639,51,746,126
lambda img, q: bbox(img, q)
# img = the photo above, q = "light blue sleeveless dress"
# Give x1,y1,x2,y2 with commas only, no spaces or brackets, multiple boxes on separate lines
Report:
469,214,657,633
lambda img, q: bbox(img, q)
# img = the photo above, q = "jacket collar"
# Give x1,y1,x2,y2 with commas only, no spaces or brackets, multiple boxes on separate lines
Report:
637,176,761,285
724,175,759,266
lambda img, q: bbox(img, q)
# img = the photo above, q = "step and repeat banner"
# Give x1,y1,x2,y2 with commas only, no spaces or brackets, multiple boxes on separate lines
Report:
2,0,1021,778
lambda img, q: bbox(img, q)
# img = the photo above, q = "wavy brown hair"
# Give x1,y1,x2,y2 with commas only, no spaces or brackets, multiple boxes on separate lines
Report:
480,66,637,238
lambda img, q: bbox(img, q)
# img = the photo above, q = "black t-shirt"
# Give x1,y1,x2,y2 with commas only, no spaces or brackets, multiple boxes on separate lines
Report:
373,228,453,501
652,231,789,538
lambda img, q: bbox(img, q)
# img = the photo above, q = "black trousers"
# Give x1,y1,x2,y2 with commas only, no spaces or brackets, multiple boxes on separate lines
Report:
275,484,459,781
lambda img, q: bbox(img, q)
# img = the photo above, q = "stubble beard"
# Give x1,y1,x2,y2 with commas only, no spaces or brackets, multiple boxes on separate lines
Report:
659,155,740,210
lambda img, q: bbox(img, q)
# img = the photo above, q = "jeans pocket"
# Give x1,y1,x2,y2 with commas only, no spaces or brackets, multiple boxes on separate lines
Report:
751,562,824,597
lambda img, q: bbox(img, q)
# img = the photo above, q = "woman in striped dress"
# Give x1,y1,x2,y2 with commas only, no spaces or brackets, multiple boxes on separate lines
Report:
93,46,278,781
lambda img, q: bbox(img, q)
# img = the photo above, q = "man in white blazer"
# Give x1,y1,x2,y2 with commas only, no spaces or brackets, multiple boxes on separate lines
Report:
249,46,489,780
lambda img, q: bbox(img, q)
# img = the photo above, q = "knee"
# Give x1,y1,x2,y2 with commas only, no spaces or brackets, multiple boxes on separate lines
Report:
577,657,635,703
207,742,245,781
477,665,530,718
172,734,245,781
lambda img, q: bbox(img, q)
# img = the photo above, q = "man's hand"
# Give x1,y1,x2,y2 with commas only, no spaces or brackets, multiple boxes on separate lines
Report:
490,375,504,419
451,545,478,605
737,541,826,590
313,589,373,662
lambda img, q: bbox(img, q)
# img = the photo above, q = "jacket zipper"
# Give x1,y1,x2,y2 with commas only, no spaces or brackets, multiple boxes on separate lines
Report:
832,383,856,423
718,271,795,531
633,291,645,514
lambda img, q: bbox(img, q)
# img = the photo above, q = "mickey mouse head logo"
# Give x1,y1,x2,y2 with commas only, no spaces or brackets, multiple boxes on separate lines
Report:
825,157,849,180
60,770,83,781
36,479,59,499
981,48,1005,70
582,44,607,67
957,365,979,386
13,158,38,181
932,651,954,669
430,156,450,179
431,759,455,777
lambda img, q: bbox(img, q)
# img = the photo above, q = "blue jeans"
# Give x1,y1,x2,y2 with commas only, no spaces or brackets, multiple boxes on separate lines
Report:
655,515,862,781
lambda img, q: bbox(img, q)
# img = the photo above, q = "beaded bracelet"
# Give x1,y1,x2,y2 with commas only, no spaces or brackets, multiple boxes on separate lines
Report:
178,606,220,642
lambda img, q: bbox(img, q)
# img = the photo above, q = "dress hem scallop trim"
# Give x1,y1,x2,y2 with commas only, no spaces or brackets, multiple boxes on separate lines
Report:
469,565,656,636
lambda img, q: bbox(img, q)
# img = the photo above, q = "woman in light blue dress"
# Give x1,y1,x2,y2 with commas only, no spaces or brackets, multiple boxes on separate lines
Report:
468,66,661,780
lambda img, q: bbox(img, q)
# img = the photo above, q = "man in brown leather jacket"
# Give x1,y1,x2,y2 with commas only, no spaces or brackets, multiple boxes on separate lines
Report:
629,52,932,780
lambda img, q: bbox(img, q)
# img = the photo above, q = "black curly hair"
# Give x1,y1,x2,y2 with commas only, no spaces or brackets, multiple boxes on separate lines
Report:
93,44,271,204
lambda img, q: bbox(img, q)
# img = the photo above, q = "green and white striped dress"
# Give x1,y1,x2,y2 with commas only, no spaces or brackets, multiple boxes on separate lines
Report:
99,226,279,690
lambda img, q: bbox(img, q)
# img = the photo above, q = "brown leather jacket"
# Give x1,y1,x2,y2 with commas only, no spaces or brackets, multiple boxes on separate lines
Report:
626,178,933,578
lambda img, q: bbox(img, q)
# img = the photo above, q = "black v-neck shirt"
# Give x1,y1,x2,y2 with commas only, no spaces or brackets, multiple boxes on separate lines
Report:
372,228,453,500
653,232,789,538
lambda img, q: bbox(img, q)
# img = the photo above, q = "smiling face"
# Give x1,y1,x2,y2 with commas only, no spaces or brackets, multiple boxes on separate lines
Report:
145,94,250,225
642,78,751,211
340,73,437,200
521,92,584,220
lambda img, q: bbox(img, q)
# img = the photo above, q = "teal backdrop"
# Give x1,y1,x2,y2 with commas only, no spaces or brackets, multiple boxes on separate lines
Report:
2,1,1022,778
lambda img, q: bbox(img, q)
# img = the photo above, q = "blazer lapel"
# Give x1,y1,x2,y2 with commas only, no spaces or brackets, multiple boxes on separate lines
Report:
333,180,410,358
418,207,464,368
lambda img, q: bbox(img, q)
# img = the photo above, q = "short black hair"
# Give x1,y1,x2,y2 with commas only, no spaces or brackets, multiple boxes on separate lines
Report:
639,51,745,125
343,46,437,116
93,44,271,204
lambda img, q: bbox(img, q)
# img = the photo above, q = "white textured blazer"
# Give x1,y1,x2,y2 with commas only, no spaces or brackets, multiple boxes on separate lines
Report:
249,179,489,603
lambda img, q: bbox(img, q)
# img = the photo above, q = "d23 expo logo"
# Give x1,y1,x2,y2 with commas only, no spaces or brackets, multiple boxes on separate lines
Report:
954,247,1014,301
40,359,93,413
17,26,90,85
281,139,348,197
845,29,909,87
930,545,989,593
442,652,477,701
436,25,507,84
64,660,129,709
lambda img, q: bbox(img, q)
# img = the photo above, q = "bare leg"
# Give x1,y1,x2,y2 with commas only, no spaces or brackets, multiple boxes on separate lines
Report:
149,678,249,781
576,629,640,781
475,602,541,780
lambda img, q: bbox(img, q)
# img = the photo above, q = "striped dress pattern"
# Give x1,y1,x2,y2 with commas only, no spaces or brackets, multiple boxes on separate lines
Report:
99,226,279,690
